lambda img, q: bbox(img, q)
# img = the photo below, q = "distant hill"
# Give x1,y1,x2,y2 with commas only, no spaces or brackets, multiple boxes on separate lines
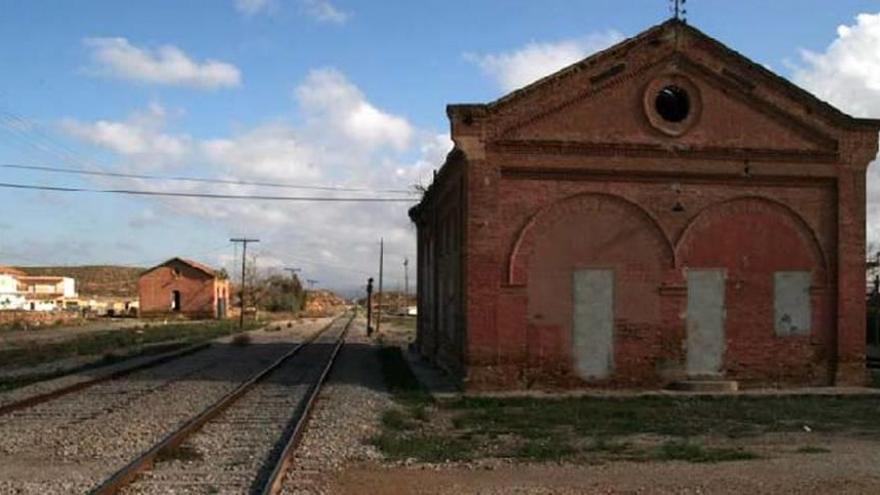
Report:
16,265,144,298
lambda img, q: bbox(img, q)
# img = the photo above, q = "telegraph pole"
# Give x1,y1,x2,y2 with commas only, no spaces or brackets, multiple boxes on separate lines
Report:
403,257,409,296
283,267,301,311
230,237,259,328
366,277,374,336
376,238,384,334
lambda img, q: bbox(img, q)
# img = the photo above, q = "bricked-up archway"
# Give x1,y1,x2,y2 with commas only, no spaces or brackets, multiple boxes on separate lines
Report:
509,193,677,385
676,196,834,385
508,193,674,286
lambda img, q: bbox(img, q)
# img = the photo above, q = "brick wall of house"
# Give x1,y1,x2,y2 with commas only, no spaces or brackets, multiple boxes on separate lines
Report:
138,260,223,319
412,20,880,390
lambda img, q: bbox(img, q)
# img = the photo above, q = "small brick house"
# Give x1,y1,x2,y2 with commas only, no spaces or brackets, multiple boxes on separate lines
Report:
138,258,229,319
409,20,880,390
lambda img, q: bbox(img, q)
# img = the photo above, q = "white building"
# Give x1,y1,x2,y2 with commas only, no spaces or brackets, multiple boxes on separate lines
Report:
0,269,78,311
0,274,26,310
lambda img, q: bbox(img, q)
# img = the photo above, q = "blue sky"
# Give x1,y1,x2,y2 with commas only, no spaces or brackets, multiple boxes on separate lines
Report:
1,0,880,291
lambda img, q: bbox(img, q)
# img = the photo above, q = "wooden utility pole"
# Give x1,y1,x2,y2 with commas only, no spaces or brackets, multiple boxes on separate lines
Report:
366,277,374,336
376,238,384,334
404,257,409,296
230,237,259,328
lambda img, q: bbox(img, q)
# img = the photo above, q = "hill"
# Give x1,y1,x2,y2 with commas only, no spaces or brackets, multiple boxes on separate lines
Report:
16,265,144,298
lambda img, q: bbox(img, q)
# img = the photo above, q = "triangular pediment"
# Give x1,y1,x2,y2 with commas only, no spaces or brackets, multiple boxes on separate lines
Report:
467,20,880,161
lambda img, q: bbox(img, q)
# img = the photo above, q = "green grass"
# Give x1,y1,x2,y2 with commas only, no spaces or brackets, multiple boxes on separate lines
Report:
0,320,259,375
448,395,880,439
370,353,880,465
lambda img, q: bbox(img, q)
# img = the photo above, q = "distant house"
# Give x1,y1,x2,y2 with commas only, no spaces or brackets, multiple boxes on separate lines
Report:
0,266,77,311
138,258,229,319
0,268,25,310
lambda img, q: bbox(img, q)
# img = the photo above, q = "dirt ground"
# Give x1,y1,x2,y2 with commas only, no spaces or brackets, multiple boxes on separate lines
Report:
330,435,880,494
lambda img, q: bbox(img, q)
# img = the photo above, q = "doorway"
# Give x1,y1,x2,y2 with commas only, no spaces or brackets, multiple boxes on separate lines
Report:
572,269,614,380
686,270,725,377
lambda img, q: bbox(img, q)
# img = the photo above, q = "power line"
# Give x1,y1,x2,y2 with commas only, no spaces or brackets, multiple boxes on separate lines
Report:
0,181,418,202
0,163,415,195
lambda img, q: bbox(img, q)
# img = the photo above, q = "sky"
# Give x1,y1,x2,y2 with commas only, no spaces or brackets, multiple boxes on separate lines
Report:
1,0,880,294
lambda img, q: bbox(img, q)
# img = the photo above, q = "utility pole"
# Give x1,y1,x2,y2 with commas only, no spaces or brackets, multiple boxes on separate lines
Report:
230,237,259,329
377,238,384,334
403,257,409,296
366,277,374,336
283,267,301,312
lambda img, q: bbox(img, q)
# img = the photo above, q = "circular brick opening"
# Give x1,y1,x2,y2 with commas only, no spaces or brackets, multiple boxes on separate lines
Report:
643,75,701,137
655,85,690,123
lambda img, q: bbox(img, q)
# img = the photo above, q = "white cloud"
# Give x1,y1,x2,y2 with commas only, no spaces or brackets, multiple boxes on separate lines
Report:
61,103,191,165
466,30,624,93
296,68,412,151
84,37,241,89
792,13,880,244
202,123,320,181
793,13,880,117
234,0,278,16
60,70,447,290
301,0,350,24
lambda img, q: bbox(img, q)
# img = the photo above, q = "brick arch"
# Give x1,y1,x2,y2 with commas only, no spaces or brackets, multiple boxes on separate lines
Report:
675,196,829,284
507,192,675,287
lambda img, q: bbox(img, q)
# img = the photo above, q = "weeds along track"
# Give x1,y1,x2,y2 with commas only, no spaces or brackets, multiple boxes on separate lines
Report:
0,316,340,495
93,310,355,495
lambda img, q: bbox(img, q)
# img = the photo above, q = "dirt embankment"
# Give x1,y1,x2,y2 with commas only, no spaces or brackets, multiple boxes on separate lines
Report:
303,290,346,316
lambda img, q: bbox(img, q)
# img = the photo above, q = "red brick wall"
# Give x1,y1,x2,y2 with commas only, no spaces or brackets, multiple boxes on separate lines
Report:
414,21,879,390
138,260,221,319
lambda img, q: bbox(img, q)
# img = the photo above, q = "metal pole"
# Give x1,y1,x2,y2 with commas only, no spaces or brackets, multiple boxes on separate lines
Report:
377,238,384,334
366,277,374,336
240,242,247,329
404,257,409,296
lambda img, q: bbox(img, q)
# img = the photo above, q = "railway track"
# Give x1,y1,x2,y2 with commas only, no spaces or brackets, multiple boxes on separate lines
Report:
0,341,211,416
91,310,355,495
0,316,338,494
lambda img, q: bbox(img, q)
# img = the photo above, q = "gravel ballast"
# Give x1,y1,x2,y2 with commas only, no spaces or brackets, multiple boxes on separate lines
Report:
0,317,331,494
281,317,395,494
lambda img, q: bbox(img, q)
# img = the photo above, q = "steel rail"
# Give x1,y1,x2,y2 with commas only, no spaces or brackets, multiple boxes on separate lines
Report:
88,312,347,495
0,341,211,416
258,309,355,495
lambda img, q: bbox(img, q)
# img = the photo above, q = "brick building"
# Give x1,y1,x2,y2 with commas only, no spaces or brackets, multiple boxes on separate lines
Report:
138,258,229,319
409,20,880,390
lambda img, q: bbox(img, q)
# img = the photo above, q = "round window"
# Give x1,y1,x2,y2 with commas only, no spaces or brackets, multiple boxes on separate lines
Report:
654,85,690,123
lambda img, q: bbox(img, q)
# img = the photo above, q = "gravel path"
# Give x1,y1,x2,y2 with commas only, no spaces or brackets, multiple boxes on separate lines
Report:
120,315,349,495
280,316,394,495
0,317,331,494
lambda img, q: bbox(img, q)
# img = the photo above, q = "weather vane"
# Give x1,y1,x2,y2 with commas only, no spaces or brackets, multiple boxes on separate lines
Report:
671,0,687,22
